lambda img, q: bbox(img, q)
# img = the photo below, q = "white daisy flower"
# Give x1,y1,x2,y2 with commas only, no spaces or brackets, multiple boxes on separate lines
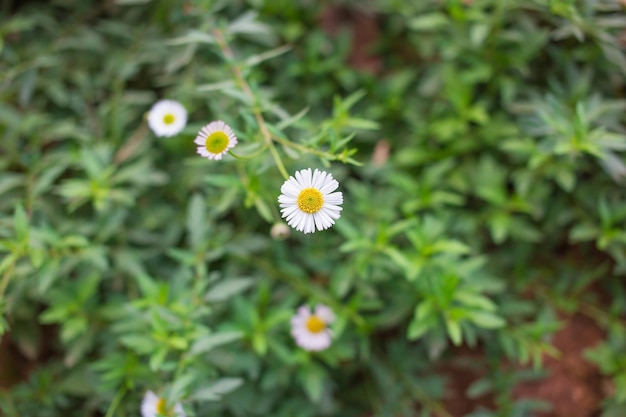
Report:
291,304,335,351
278,168,343,234
194,120,238,160
141,390,186,417
147,100,187,137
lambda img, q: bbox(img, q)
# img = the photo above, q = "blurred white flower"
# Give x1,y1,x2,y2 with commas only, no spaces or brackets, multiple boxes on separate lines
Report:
278,168,343,234
141,390,186,417
147,100,187,137
290,304,335,351
194,120,238,160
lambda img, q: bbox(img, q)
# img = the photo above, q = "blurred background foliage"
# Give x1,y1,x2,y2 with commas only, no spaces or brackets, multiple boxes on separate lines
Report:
2,0,626,416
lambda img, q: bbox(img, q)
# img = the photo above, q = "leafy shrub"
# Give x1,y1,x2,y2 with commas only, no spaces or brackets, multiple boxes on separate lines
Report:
2,0,626,416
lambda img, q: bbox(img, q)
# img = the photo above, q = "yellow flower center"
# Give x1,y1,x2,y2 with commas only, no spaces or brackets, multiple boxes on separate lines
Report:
205,131,230,154
305,315,326,333
297,188,324,214
162,113,175,125
156,398,168,416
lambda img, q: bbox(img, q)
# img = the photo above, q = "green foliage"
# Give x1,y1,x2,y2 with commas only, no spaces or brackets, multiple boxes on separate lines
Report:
2,0,626,416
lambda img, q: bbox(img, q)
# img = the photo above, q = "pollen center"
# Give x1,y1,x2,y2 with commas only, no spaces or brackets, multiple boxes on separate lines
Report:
162,113,175,125
205,132,229,154
305,315,325,333
297,188,324,214
156,398,168,416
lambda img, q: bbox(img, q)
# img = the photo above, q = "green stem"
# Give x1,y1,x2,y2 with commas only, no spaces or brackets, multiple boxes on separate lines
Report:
104,386,127,417
213,29,289,180
268,142,290,179
0,262,15,300
272,134,339,161
228,144,268,160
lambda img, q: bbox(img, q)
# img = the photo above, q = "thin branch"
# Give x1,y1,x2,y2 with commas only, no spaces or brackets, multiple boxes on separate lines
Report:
212,29,289,180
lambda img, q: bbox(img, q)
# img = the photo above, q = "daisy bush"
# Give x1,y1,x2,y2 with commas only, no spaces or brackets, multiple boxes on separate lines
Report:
3,1,626,417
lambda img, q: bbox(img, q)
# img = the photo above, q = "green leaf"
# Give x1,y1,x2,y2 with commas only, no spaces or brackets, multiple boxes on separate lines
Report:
555,168,576,192
37,259,61,294
445,318,462,346
300,365,326,403
467,311,506,329
454,292,496,312
167,30,215,45
119,335,155,354
431,239,470,255
169,374,196,402
197,80,236,93
569,224,599,242
254,198,273,223
187,193,206,250
407,316,432,340
409,13,449,31
149,346,169,371
205,278,254,302
190,378,244,401
190,331,242,355
251,331,267,356
133,273,159,298
245,44,292,67
14,204,29,242
489,213,510,244
276,106,310,130
466,377,492,398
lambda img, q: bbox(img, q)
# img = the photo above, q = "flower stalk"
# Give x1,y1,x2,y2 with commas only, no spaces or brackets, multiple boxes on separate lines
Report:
212,28,290,180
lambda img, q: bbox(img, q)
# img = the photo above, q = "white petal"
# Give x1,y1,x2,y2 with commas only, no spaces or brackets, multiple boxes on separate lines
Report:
296,331,331,351
312,212,326,231
294,170,307,188
284,209,302,223
314,305,335,323
278,195,297,205
322,210,341,222
280,181,300,197
196,148,210,157
323,204,343,213
304,215,315,234
280,204,299,218
174,402,186,417
324,192,343,204
319,180,339,194
311,169,323,189
313,211,333,230
298,213,310,232
294,213,307,232
286,213,301,231
141,391,158,417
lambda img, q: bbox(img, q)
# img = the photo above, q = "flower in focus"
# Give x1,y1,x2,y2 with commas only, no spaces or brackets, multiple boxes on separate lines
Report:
278,168,343,234
194,120,238,160
147,100,187,137
290,304,335,351
141,390,186,417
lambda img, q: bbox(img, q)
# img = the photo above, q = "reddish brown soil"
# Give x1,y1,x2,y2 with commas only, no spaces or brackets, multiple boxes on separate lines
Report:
0,333,23,389
318,5,382,75
435,313,607,417
438,346,495,416
514,313,607,417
